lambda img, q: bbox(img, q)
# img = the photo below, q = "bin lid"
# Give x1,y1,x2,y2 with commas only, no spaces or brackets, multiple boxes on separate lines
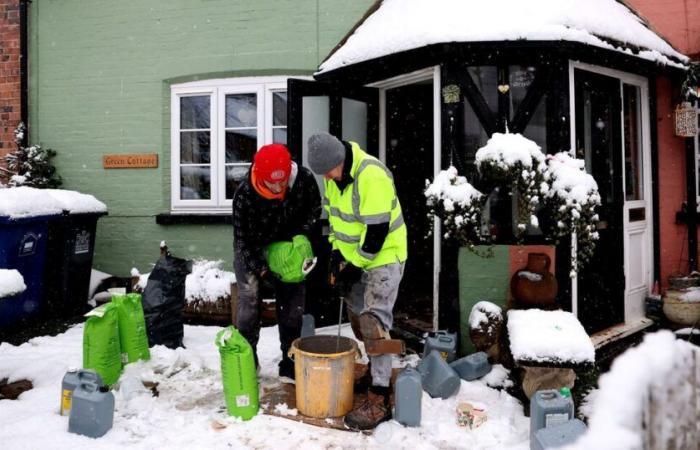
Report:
0,187,107,222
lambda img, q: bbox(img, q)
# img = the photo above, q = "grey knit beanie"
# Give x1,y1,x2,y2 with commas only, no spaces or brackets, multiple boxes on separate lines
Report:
307,132,345,174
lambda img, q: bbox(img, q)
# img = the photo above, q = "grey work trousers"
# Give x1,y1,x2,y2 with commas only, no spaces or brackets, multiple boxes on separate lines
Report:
345,261,405,387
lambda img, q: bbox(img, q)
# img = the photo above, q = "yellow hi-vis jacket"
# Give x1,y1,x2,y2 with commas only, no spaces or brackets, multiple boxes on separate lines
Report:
323,142,407,270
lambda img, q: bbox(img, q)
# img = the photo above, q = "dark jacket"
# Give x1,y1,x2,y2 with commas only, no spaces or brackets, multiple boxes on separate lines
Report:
232,163,321,275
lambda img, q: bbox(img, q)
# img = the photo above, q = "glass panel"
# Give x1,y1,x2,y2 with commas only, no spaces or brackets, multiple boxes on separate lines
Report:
180,131,210,163
522,93,547,153
273,128,287,145
509,66,537,120
462,97,490,179
623,84,643,201
226,93,257,128
342,98,367,150
225,129,257,163
273,92,287,126
226,165,250,199
180,96,210,129
180,166,211,200
301,96,330,195
467,66,498,113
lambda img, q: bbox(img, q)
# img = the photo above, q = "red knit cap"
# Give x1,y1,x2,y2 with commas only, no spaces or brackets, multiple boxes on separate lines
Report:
252,144,292,182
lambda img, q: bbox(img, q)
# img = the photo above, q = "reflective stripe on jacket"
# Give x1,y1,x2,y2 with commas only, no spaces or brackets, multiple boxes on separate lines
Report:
323,142,407,270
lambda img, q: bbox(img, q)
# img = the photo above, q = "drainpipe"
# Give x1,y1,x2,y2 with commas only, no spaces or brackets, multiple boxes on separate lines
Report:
19,0,28,146
686,134,698,272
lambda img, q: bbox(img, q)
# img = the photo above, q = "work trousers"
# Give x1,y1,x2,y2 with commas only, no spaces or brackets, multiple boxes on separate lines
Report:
233,254,305,367
345,261,405,387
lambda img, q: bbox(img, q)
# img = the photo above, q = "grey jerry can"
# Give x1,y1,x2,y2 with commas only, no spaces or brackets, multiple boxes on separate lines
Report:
394,366,422,427
530,388,574,440
68,381,115,438
422,330,457,362
60,369,104,416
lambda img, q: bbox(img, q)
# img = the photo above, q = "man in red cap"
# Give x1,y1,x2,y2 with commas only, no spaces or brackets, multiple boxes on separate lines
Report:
232,143,321,380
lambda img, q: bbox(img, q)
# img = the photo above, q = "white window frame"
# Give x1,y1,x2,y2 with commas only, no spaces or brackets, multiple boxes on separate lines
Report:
170,76,295,213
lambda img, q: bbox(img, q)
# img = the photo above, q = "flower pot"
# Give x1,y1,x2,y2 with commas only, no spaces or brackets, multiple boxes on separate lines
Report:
663,290,700,326
510,253,558,309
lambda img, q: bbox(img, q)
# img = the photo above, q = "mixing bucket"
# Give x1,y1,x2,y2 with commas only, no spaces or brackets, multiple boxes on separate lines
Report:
288,335,357,418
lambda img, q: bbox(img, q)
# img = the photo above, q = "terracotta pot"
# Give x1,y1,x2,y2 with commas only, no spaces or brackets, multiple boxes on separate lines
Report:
510,253,558,309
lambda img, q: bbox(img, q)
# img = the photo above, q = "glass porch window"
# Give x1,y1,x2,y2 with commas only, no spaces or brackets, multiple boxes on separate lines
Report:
623,84,644,201
225,93,258,199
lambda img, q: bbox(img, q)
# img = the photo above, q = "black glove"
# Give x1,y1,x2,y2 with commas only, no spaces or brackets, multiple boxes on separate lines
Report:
335,263,363,296
329,249,344,279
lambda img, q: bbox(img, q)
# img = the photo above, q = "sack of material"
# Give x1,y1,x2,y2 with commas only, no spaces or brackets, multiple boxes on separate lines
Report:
266,235,316,283
216,326,259,420
112,293,151,364
142,252,192,349
83,303,123,386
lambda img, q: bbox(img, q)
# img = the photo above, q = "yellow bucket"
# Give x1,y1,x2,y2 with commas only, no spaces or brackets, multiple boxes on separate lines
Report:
288,335,357,418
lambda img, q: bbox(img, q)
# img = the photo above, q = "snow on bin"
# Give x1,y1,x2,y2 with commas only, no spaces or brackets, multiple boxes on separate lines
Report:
0,269,27,323
42,189,107,317
0,187,63,330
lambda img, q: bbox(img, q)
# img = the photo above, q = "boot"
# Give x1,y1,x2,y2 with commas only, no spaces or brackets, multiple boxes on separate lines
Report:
343,385,392,431
355,361,372,391
278,357,295,382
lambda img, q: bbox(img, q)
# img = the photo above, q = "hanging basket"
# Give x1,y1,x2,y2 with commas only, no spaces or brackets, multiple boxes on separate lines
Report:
674,102,697,137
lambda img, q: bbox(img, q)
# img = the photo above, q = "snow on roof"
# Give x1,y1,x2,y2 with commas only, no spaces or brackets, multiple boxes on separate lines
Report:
0,187,106,219
319,0,688,74
0,269,26,298
507,309,595,364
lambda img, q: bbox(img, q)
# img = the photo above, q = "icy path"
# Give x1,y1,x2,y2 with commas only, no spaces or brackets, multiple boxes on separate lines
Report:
0,323,529,449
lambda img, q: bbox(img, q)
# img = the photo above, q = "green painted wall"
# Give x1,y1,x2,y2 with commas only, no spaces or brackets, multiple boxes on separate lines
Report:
458,246,510,354
27,0,373,275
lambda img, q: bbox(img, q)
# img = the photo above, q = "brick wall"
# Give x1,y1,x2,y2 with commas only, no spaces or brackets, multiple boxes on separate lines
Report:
627,0,700,57
0,0,20,167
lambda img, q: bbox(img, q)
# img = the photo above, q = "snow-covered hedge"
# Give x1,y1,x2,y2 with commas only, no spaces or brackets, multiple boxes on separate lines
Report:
425,133,600,272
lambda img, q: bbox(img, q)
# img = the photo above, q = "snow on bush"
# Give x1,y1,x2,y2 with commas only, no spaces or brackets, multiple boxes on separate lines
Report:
544,152,601,275
469,300,503,329
0,269,26,298
563,331,700,450
425,165,486,249
475,132,548,233
1,123,62,189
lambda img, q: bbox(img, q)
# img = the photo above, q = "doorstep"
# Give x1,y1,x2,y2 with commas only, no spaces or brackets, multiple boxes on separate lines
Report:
590,317,655,350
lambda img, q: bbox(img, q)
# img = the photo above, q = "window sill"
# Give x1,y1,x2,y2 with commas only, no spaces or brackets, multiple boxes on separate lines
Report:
156,213,232,225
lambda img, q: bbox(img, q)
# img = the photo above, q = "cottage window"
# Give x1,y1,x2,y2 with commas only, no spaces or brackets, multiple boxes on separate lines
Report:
170,77,290,212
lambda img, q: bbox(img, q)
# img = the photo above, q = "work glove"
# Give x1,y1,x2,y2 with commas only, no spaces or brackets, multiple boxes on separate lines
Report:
334,263,363,297
329,249,345,280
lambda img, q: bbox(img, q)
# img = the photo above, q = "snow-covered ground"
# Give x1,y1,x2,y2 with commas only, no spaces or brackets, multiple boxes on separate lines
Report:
0,323,530,449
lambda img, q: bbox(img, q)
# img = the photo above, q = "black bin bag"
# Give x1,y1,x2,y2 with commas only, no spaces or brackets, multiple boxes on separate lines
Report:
142,251,192,349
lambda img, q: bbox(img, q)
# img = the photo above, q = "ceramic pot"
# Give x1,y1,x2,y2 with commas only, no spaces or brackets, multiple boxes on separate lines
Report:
510,253,558,309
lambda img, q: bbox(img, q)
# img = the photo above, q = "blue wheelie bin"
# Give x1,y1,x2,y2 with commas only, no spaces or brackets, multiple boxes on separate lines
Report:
0,212,60,331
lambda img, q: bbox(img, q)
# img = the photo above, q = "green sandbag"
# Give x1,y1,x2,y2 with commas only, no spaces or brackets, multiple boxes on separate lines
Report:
83,303,123,386
216,326,259,420
112,293,151,364
266,234,315,283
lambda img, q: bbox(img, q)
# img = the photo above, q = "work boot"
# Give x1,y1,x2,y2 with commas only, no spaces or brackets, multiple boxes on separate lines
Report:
343,385,391,431
278,357,295,382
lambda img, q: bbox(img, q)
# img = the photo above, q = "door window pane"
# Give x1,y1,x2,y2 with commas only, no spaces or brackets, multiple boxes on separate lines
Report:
180,96,210,129
273,128,287,145
522,93,547,153
180,131,210,163
509,66,537,120
225,129,257,163
468,66,498,113
181,166,211,199
623,84,644,201
226,94,257,128
342,98,368,149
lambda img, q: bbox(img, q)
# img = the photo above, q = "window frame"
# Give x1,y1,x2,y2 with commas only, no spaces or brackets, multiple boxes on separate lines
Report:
170,76,294,213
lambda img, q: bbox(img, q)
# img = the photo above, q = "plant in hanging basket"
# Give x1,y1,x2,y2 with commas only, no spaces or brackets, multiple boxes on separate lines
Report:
543,152,601,276
425,165,488,252
474,132,548,235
